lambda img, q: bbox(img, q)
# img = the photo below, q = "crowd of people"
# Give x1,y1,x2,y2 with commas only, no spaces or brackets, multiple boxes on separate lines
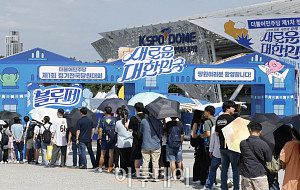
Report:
0,101,299,190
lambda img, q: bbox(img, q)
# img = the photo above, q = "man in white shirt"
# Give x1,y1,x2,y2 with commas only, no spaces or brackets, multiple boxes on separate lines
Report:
48,109,68,167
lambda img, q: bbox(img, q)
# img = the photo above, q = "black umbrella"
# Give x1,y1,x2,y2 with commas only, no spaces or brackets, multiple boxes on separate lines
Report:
257,120,292,154
260,121,278,152
0,111,21,125
97,98,129,113
290,118,300,135
273,124,292,156
279,114,300,126
252,113,281,125
66,108,97,130
145,97,180,119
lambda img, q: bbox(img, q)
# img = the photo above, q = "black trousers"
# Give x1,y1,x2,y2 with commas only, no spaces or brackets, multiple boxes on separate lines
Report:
95,139,101,167
29,148,34,162
3,149,8,162
193,147,210,185
119,147,133,173
114,147,120,168
199,148,211,185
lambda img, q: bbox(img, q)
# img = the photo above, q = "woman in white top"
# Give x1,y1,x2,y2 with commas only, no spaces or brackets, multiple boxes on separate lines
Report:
115,109,133,174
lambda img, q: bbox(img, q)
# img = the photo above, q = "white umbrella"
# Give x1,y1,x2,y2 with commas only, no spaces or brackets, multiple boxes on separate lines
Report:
0,120,6,125
193,101,246,111
128,92,167,106
30,108,58,123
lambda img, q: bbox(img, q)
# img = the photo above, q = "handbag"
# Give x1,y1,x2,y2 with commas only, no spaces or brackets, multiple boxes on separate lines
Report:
46,145,53,160
246,139,281,174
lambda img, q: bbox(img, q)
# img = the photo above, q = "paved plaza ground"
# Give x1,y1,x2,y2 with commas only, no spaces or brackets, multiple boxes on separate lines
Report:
0,141,284,190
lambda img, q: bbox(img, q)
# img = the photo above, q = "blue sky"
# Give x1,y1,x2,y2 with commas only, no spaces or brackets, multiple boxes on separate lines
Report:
0,0,272,62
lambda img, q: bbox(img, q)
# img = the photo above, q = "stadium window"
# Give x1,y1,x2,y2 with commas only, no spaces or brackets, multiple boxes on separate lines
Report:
255,104,261,113
145,76,157,87
273,77,284,88
274,104,284,116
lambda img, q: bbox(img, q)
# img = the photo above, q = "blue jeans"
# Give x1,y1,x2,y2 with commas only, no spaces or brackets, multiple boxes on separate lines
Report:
41,141,50,165
13,141,24,161
205,156,221,189
78,141,96,168
220,149,240,190
72,141,82,167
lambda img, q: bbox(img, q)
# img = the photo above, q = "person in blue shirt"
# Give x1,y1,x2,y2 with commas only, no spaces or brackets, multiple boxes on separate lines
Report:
76,107,96,169
140,113,163,181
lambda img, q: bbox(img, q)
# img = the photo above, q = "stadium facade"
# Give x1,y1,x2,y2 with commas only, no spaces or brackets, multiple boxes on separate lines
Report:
92,0,300,104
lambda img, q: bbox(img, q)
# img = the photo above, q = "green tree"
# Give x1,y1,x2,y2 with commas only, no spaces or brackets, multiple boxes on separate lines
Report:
168,84,183,93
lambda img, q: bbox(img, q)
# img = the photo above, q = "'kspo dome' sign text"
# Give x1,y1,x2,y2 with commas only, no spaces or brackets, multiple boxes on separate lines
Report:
139,30,196,46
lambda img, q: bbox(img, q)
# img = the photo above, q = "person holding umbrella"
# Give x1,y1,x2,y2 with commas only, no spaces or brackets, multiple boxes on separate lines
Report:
140,111,164,181
240,121,272,190
280,127,300,190
164,117,184,180
76,107,96,169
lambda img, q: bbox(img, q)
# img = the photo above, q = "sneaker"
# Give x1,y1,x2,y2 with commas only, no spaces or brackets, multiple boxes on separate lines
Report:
94,168,103,173
200,186,211,190
46,164,55,168
8,160,11,164
227,179,233,188
179,177,184,182
192,180,201,184
0,161,4,164
108,167,114,173
158,174,164,179
73,166,76,169
79,166,87,169
152,178,160,182
19,161,24,164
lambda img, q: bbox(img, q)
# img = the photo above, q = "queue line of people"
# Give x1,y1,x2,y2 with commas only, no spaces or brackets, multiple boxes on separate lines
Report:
0,101,299,189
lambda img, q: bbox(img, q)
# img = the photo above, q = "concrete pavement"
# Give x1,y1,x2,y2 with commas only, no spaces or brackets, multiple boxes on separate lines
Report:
0,141,284,190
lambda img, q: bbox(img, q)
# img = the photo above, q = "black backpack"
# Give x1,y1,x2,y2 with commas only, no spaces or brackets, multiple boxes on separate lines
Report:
1,129,9,146
26,121,36,140
134,115,143,141
42,125,52,144
168,122,181,149
103,116,116,145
